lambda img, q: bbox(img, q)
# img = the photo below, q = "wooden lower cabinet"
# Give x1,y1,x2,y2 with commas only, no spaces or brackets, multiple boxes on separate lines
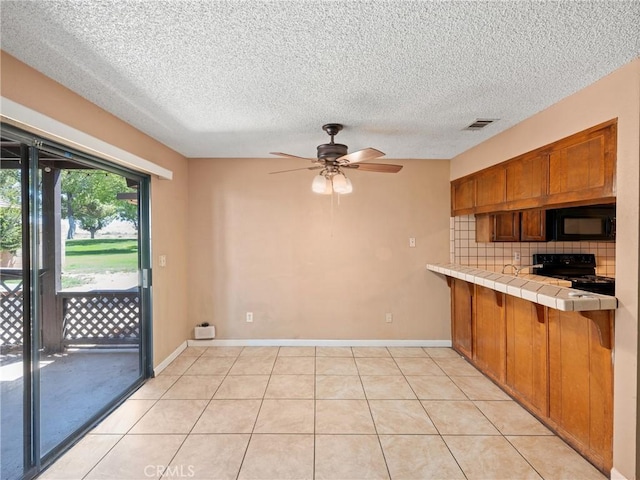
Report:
548,309,613,473
448,277,614,473
505,296,548,417
473,285,506,383
450,278,473,359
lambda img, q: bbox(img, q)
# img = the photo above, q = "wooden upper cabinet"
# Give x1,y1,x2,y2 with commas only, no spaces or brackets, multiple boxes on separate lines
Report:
520,209,546,241
475,166,506,211
548,122,616,204
451,177,475,215
475,210,545,243
450,120,616,216
505,152,548,207
494,212,520,241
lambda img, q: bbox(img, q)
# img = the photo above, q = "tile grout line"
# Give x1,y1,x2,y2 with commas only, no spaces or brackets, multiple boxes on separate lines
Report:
362,347,394,480
157,348,211,479
234,346,279,479
420,348,471,480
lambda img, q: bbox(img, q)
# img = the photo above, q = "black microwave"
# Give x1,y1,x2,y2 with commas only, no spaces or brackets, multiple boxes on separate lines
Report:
547,205,616,241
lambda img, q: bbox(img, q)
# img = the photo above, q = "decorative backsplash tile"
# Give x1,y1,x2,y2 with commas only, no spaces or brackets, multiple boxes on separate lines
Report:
450,215,616,277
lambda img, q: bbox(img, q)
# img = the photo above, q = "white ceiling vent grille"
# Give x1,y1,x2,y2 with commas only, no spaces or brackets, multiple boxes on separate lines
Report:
464,119,499,131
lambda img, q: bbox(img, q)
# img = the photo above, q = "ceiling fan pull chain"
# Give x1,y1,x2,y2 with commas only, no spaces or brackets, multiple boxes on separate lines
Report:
330,189,334,238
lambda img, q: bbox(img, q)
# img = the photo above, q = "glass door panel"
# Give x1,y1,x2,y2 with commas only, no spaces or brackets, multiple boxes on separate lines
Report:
37,155,144,457
0,140,29,480
0,128,152,479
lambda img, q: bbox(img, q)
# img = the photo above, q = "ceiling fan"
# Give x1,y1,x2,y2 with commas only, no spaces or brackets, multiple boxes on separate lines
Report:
269,123,403,194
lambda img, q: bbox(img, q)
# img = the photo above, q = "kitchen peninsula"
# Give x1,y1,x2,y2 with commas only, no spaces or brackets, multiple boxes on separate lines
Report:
427,262,615,473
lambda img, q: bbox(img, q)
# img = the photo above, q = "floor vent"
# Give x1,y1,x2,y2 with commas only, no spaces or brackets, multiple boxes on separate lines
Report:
464,118,498,130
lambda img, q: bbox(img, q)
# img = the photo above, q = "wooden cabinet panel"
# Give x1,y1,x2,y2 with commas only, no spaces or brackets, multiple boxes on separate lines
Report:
506,296,548,417
451,177,475,215
473,285,506,383
506,152,548,205
475,166,506,210
548,309,613,472
548,123,616,204
520,209,546,241
474,214,492,243
450,279,473,359
494,212,520,241
476,210,546,242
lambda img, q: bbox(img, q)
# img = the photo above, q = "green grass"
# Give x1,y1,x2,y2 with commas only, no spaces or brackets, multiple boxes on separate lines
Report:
64,238,138,274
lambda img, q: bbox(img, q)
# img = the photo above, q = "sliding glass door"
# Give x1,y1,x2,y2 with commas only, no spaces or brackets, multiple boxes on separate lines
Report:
0,126,152,480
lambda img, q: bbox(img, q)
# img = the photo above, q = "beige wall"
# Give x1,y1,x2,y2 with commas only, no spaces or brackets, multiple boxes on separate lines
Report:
0,51,191,366
451,59,640,479
188,158,451,340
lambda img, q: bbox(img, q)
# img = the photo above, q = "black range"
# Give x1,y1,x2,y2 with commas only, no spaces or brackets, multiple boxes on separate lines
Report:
531,253,615,296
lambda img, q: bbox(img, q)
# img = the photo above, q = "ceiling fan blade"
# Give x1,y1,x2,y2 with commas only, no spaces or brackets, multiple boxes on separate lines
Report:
344,163,403,173
269,165,324,174
270,152,314,161
337,147,385,164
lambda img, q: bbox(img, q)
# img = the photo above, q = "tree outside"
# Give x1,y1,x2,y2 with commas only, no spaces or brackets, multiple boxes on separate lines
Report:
0,170,22,266
61,170,138,239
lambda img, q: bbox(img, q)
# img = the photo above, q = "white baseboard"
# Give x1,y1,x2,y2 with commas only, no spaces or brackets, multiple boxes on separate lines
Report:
187,338,453,348
153,340,187,376
610,467,629,480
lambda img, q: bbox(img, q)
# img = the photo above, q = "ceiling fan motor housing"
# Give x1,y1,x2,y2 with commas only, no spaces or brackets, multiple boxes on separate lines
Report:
317,142,348,162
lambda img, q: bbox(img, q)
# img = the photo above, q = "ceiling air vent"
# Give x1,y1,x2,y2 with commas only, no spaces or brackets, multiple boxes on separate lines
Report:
463,118,498,131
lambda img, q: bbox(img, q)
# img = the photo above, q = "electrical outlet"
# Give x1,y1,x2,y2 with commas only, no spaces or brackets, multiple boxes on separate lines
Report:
513,251,521,262
385,313,393,323
409,237,416,248
246,312,253,323
159,255,167,267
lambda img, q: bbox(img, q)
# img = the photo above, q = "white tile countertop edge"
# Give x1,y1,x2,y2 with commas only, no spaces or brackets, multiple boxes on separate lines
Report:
427,263,617,312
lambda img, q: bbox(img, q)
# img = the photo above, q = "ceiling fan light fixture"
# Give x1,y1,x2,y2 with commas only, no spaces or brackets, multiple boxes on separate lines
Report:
311,173,329,194
332,172,349,194
344,177,353,194
335,175,353,194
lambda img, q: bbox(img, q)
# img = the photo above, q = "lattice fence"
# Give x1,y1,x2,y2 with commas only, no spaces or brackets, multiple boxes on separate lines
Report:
61,292,140,345
0,291,23,346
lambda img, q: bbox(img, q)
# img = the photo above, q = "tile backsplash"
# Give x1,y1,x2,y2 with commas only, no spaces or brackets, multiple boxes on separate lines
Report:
450,215,616,277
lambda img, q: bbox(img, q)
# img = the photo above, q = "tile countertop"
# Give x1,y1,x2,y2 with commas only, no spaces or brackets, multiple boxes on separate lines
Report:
426,263,617,312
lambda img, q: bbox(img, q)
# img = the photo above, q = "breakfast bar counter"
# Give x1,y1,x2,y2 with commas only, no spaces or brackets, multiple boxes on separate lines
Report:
426,263,617,311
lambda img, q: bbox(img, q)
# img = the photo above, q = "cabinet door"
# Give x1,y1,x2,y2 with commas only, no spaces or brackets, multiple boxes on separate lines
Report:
475,166,506,211
473,285,506,383
451,177,475,215
506,297,548,416
548,123,616,203
506,152,548,207
494,212,520,242
548,309,613,472
476,212,523,242
520,209,546,241
474,214,493,243
451,279,473,359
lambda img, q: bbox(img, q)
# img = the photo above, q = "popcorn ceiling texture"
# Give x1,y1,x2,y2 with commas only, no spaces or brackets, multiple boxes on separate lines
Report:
1,1,638,159
451,215,616,278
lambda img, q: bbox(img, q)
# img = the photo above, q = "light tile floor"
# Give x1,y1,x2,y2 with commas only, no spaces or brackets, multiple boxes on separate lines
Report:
40,346,607,480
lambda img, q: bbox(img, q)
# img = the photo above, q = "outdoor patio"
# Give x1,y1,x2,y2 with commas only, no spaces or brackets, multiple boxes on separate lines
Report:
0,347,140,480
0,271,142,480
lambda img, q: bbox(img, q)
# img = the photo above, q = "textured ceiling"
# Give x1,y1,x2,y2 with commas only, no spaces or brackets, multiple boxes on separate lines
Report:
1,1,639,160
